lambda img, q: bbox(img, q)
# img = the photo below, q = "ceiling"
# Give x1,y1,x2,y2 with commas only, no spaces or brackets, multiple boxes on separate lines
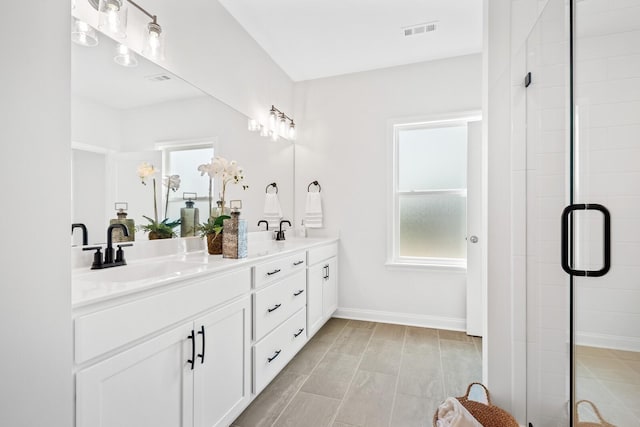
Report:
72,34,206,110
218,0,483,82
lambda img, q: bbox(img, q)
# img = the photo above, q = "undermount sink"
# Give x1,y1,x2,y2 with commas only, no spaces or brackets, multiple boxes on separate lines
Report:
73,259,207,284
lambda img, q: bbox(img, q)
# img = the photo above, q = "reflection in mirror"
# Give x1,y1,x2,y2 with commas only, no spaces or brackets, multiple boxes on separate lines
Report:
71,33,294,245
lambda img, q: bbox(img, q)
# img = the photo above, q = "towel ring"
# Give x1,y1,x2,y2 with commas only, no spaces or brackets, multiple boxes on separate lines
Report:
265,182,278,194
307,181,321,192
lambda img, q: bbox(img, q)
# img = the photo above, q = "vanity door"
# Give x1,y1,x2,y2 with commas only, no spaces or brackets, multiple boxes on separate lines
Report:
76,323,194,427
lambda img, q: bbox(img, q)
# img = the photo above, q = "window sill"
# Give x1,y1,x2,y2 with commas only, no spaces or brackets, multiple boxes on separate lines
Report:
385,260,467,272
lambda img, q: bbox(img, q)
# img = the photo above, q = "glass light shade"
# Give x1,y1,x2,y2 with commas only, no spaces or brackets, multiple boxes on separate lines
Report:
268,109,277,131
71,19,99,47
278,116,287,137
259,124,269,137
98,0,128,38
248,119,259,132
142,22,165,60
288,122,296,140
114,43,138,67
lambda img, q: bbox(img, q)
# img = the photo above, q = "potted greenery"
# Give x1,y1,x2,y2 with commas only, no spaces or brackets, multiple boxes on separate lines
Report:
137,162,181,239
198,215,230,254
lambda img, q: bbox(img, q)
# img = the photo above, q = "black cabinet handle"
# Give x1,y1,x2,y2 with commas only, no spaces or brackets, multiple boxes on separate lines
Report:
294,328,305,338
293,260,304,266
293,289,304,296
267,269,281,276
197,325,205,364
187,330,195,370
561,203,611,277
267,350,282,363
267,303,282,313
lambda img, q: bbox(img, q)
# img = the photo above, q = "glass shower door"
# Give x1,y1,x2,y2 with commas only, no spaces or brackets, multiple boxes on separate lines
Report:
572,0,640,425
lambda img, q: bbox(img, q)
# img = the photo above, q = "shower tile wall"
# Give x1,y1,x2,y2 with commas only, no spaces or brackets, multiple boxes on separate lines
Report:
574,0,640,353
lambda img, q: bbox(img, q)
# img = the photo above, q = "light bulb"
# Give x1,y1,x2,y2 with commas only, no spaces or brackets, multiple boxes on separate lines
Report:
279,115,287,136
143,21,164,60
288,122,296,140
98,0,127,38
114,43,138,67
268,109,277,131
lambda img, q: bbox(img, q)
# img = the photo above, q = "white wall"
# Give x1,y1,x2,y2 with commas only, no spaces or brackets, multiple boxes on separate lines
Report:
0,2,72,426
294,54,482,329
72,96,122,151
72,0,294,124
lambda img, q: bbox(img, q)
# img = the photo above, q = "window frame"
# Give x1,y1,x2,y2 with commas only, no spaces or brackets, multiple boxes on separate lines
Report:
387,113,480,270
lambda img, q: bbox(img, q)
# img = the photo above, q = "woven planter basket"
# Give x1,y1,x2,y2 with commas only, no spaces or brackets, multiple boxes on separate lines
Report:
575,400,615,427
433,383,519,427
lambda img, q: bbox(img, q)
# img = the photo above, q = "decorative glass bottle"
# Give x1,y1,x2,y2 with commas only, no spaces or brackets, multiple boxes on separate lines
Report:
110,202,135,242
222,200,247,259
180,193,199,237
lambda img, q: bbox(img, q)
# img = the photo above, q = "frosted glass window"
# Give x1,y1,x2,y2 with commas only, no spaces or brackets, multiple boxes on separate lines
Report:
391,120,469,265
399,194,466,259
398,126,467,191
164,145,214,219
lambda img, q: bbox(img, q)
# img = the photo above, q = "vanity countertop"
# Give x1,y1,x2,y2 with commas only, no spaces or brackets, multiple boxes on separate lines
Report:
72,237,338,309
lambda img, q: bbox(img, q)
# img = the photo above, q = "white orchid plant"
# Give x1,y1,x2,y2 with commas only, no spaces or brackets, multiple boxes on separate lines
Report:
137,162,181,238
197,156,248,237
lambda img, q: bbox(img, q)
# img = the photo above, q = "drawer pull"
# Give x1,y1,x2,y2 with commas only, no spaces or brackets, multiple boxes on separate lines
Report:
267,303,282,313
293,289,304,296
267,269,281,276
293,260,304,266
187,330,195,370
294,328,305,338
267,349,282,363
197,325,205,365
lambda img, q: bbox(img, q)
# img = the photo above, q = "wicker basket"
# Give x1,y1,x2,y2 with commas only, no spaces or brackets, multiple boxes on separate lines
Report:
575,400,616,427
433,383,519,427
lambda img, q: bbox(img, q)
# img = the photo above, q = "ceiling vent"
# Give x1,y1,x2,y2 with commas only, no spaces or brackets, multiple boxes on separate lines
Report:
145,73,172,82
403,22,438,37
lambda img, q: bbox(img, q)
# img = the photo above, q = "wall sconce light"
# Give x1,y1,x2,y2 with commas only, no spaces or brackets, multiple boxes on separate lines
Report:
249,105,296,141
71,18,99,47
91,0,164,60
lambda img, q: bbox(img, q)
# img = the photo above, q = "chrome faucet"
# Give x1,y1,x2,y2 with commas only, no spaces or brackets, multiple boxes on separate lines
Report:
83,224,133,269
276,220,291,241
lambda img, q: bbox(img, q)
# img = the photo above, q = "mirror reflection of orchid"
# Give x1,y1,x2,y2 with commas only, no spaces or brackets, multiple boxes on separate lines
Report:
163,174,181,216
198,156,248,220
137,162,181,239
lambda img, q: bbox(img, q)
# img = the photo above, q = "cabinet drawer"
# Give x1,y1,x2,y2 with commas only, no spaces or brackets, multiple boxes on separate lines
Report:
75,268,251,364
307,243,338,265
253,252,307,289
253,270,307,341
253,307,307,394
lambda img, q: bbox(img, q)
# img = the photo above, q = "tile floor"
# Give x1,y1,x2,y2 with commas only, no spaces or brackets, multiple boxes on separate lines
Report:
232,318,482,427
575,345,640,426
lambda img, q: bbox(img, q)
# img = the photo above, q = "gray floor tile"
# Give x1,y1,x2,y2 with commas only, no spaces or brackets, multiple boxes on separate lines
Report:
331,326,373,356
346,319,376,329
332,423,356,427
334,370,397,427
233,371,308,427
404,327,440,356
397,353,445,401
438,330,473,342
372,323,406,342
359,338,403,376
390,393,439,427
273,391,340,427
301,351,360,399
312,318,349,345
283,339,328,375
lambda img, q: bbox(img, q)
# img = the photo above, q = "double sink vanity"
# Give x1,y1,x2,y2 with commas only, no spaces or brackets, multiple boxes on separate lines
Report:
72,234,338,427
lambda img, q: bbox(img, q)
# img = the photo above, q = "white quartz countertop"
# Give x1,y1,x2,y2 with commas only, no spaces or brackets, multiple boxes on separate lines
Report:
72,237,338,309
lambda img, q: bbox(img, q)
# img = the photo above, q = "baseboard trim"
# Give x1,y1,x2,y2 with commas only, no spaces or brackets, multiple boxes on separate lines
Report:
333,307,466,332
576,332,640,352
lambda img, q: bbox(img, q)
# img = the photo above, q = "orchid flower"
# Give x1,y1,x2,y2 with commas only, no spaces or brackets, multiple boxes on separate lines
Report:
137,162,156,185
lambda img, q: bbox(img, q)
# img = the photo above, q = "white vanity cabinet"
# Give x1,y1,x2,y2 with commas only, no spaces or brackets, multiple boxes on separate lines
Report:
75,270,252,427
307,243,338,337
251,250,308,394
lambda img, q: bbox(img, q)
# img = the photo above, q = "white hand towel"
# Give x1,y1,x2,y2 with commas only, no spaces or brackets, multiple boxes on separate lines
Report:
263,193,283,228
436,397,483,427
304,192,323,228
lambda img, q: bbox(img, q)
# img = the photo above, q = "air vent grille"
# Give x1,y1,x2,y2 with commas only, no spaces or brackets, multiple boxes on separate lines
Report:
145,74,172,82
402,22,438,37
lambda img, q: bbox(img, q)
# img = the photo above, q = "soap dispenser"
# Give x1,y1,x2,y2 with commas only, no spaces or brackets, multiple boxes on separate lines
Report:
222,200,247,259
109,202,135,242
180,192,200,237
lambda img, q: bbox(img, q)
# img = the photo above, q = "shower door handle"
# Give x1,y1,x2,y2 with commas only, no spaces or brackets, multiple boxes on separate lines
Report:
561,203,611,277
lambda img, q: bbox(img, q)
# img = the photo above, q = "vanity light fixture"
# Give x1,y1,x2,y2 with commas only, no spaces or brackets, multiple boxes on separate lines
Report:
249,105,296,141
94,0,165,60
72,18,99,47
